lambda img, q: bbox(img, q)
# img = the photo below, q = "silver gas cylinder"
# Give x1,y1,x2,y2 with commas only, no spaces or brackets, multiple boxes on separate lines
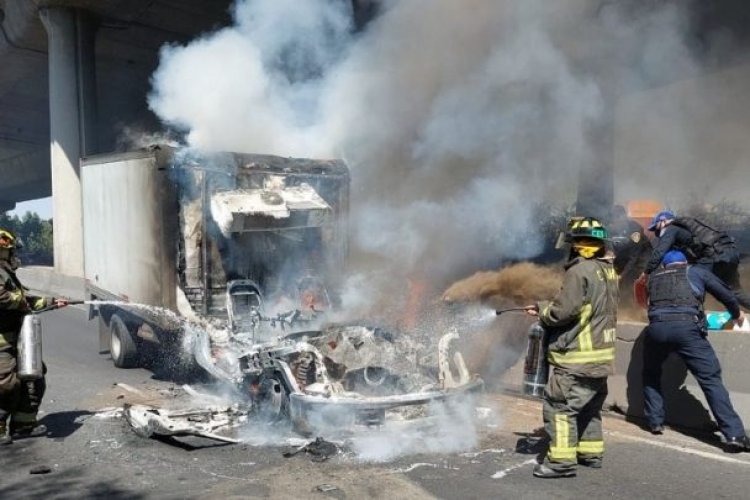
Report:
17,314,44,380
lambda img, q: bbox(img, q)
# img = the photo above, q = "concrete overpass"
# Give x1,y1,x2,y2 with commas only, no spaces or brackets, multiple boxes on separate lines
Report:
0,0,237,275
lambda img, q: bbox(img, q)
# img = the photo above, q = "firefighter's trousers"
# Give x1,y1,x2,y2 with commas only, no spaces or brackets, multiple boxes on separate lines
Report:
0,349,46,430
543,367,608,469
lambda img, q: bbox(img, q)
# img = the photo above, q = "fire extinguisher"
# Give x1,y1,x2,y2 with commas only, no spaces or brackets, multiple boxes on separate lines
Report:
17,301,83,380
522,321,548,398
17,313,44,380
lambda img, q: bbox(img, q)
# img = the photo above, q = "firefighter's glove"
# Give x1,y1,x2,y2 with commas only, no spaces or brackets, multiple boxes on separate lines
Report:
26,297,45,311
524,304,540,317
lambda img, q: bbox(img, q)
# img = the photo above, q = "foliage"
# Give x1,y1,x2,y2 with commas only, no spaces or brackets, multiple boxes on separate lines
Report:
678,200,750,230
0,212,54,265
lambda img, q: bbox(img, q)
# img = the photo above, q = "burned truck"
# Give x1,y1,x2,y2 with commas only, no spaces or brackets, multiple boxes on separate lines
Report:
84,145,482,436
82,145,349,368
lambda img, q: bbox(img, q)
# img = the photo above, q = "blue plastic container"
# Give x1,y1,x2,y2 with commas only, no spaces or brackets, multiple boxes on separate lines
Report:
706,311,732,331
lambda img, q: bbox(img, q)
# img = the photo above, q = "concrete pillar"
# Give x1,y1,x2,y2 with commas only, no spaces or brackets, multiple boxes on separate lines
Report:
40,8,98,277
576,107,615,221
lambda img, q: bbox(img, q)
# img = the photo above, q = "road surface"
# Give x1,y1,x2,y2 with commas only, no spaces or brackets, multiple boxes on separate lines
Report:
1,307,750,499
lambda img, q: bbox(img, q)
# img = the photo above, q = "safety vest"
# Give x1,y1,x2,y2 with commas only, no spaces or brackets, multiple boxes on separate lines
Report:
647,265,701,312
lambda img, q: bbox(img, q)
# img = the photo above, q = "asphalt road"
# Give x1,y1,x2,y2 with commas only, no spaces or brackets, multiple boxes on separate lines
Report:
2,307,750,499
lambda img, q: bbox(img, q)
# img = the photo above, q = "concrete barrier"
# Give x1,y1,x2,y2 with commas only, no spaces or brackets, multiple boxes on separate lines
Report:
500,321,750,432
16,266,86,301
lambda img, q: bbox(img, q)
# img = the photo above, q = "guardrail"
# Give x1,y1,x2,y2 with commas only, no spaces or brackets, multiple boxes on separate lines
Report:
16,266,86,301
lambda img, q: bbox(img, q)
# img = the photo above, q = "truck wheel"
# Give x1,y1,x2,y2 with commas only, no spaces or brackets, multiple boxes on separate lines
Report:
110,314,139,368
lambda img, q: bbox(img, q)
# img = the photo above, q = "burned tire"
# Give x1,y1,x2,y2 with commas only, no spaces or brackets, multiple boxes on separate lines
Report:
110,314,139,368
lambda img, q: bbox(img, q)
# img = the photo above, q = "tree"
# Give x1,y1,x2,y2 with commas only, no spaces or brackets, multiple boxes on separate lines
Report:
0,212,54,265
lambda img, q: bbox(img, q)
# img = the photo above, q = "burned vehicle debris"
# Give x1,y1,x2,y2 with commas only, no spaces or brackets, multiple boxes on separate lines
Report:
188,323,483,437
123,322,483,443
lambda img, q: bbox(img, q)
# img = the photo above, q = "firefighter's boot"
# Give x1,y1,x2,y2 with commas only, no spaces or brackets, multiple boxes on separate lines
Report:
578,457,602,468
533,463,576,478
12,422,47,438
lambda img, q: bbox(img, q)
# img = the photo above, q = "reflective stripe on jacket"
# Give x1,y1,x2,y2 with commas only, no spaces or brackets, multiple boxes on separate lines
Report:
538,256,619,378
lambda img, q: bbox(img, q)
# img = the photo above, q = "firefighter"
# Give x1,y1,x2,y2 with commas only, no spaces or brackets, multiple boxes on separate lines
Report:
525,217,619,478
643,250,750,451
0,229,67,444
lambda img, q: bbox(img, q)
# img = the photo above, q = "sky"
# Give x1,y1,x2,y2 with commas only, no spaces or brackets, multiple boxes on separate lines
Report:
8,197,53,220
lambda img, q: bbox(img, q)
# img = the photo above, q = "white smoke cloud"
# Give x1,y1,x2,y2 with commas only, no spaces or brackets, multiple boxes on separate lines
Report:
148,0,702,289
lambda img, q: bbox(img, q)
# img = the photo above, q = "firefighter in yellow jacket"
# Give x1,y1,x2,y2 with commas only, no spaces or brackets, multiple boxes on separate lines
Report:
526,217,619,478
0,229,66,444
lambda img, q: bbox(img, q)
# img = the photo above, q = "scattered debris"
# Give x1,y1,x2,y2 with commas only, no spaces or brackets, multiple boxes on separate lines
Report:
283,437,339,462
29,465,52,475
388,462,460,474
460,448,506,458
115,383,148,397
123,404,246,444
314,484,339,492
92,407,124,419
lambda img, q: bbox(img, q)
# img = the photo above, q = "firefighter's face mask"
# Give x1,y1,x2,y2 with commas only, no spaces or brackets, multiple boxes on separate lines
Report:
572,239,604,259
0,247,9,262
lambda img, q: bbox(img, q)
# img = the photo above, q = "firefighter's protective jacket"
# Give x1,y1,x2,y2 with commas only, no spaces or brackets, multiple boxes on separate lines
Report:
0,261,51,349
537,255,619,378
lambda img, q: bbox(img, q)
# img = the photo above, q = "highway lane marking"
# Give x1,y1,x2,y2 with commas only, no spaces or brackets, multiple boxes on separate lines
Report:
491,458,537,479
607,430,750,466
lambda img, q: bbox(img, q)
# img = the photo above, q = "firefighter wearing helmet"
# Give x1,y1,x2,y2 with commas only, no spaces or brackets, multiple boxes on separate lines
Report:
524,217,619,478
0,229,67,444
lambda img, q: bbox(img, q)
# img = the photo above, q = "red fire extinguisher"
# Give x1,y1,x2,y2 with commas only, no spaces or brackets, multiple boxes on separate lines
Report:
634,274,648,309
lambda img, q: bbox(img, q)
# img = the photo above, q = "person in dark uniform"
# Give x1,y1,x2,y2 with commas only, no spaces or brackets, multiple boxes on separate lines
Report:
644,249,750,452
644,210,750,309
608,205,651,306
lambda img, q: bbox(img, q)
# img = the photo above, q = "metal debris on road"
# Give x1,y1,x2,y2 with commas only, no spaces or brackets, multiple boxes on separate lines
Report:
29,465,52,475
124,404,246,444
315,484,339,492
283,437,339,462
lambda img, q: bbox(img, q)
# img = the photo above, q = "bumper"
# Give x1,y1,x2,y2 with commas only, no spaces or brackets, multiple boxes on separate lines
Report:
289,378,484,433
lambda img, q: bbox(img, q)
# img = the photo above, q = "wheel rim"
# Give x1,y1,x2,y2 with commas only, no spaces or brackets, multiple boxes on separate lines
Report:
111,324,122,360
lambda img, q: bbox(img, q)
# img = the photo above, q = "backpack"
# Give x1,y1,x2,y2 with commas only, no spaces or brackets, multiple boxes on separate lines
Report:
671,216,736,260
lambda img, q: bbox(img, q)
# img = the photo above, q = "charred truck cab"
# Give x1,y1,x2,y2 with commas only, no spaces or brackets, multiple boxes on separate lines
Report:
82,145,349,368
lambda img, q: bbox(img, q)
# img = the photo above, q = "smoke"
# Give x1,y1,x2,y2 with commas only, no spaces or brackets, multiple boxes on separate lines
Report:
146,0,728,305
442,262,563,306
148,1,596,289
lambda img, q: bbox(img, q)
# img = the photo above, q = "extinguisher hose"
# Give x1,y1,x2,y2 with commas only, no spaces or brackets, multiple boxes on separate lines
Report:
32,300,86,315
495,307,532,316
